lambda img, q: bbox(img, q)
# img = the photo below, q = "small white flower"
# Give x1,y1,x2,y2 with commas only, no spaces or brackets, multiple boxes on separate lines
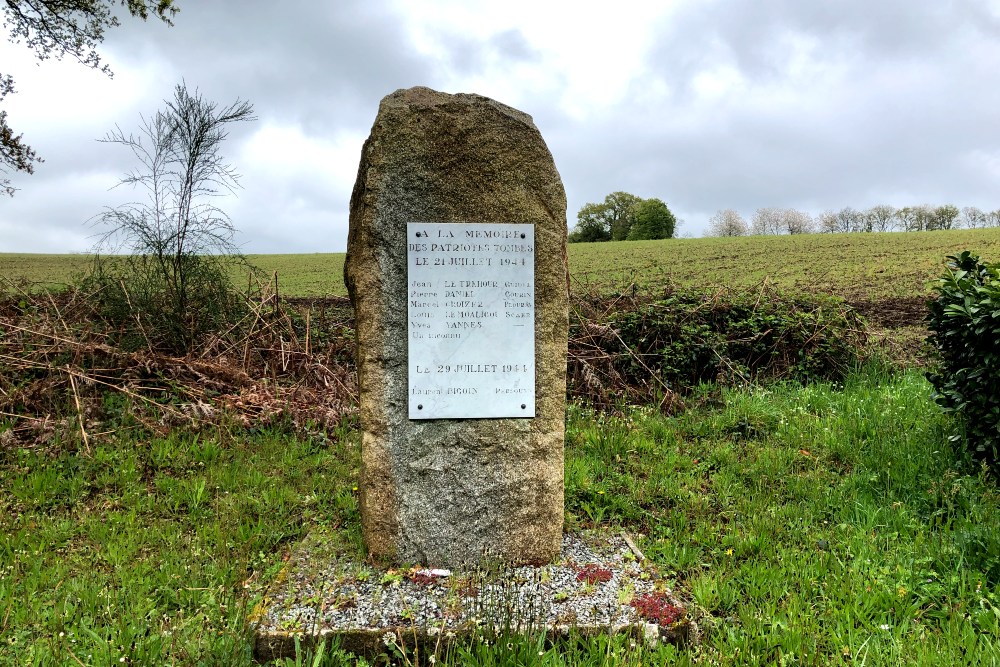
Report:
879,624,891,631
382,632,394,646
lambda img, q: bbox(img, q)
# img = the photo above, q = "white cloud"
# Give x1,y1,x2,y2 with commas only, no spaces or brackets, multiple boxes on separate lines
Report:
390,0,676,118
239,124,364,187
5,0,1000,252
0,39,172,133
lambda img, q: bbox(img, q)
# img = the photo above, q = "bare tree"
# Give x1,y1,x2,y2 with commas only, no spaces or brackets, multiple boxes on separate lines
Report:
863,205,897,232
835,207,863,233
707,209,749,237
88,82,255,352
961,206,988,229
816,210,839,233
896,205,935,232
781,208,814,234
751,207,784,235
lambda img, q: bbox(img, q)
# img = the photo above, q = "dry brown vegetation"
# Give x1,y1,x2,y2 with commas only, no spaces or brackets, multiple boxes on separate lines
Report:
2,270,886,449
0,277,356,450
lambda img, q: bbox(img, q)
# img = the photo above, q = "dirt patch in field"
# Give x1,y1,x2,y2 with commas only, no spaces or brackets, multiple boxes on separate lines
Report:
846,296,929,329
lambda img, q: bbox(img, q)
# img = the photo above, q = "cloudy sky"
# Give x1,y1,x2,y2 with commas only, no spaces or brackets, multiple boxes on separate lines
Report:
2,0,1000,253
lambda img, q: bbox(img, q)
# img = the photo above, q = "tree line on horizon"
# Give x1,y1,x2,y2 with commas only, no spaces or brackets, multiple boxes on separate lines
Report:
706,204,1000,237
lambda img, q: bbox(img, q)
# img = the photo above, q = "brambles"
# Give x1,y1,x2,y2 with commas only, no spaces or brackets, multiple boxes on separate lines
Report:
569,284,868,411
927,251,1000,471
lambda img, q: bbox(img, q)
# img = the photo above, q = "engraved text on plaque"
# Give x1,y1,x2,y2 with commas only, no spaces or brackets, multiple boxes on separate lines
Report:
407,222,535,419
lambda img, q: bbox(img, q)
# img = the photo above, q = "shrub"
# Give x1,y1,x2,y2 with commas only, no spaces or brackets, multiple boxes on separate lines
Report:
569,284,868,410
84,82,256,354
81,254,250,353
926,251,1000,471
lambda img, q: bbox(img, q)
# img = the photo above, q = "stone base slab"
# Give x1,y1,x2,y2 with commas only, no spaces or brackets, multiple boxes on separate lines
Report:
252,529,691,662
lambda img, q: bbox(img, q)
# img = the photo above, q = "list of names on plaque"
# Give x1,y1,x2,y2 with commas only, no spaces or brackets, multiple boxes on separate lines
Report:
407,222,535,419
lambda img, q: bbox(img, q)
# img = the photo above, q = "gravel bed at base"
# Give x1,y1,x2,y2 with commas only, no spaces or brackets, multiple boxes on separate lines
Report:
253,531,685,640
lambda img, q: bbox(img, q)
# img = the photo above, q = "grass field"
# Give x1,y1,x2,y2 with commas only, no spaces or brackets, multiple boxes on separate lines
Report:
569,228,1000,300
3,367,998,665
5,228,1000,299
0,253,93,292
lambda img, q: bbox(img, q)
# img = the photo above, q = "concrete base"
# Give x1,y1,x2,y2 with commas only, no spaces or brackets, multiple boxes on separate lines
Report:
252,529,691,662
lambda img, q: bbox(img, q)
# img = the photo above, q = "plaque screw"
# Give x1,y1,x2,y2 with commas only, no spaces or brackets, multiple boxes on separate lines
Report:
520,233,526,239
521,404,526,409
417,404,423,410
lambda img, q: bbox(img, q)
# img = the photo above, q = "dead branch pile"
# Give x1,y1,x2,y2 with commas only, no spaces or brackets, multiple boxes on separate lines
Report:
0,277,356,449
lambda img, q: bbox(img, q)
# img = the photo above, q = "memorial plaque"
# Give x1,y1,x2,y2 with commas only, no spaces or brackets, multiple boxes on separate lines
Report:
407,222,535,419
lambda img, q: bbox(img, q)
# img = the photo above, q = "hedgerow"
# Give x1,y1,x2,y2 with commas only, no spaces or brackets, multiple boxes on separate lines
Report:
569,284,868,411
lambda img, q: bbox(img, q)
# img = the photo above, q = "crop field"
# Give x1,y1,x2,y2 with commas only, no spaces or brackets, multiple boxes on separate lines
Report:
570,228,1000,300
5,227,1000,300
0,253,93,291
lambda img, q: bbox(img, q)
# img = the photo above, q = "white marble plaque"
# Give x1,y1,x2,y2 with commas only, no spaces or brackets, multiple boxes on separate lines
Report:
407,222,535,419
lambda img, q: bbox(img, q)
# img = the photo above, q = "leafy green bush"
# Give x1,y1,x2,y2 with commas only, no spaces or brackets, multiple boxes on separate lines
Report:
617,289,864,385
927,251,1000,470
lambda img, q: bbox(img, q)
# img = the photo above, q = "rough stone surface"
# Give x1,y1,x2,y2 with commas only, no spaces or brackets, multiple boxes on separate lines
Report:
344,86,569,566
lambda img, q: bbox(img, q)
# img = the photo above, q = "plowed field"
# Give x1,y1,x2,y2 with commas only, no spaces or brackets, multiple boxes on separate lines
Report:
5,228,1000,329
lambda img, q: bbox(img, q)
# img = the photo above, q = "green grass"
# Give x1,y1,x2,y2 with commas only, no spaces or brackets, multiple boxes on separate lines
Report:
6,227,1000,299
565,368,1000,665
3,367,999,665
0,253,93,292
0,414,363,665
245,253,346,298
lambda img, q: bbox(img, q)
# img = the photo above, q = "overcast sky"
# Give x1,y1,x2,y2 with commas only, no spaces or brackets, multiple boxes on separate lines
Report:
2,0,1000,253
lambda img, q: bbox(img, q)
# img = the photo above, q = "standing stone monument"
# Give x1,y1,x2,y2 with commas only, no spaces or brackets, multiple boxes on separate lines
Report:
344,86,568,567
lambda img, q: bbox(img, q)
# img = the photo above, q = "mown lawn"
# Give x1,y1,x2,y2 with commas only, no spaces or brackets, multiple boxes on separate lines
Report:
2,366,998,665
